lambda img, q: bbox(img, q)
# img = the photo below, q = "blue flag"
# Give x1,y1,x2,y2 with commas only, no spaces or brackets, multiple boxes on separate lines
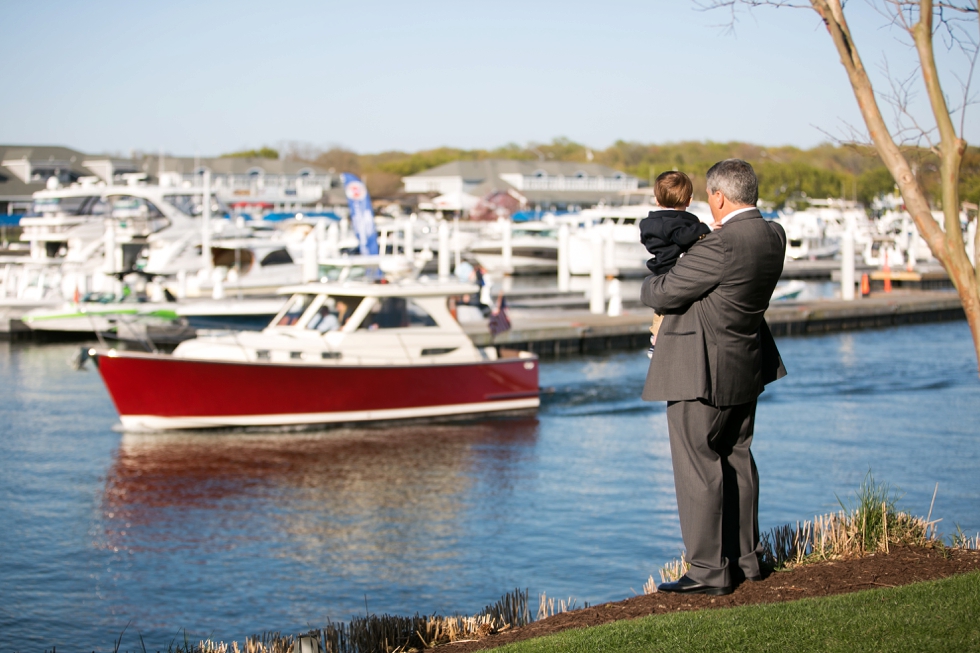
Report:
342,173,379,255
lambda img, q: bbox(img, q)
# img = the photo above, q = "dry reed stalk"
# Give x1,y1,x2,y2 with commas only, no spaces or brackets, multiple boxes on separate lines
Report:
657,553,690,584
926,483,938,527
535,593,577,620
862,512,867,552
642,575,658,595
883,502,890,554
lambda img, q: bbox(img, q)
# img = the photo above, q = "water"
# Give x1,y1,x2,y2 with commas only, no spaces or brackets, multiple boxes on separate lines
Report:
1,322,978,651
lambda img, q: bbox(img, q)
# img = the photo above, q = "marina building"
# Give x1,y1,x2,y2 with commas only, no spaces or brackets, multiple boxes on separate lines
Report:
402,159,639,213
1,145,346,221
0,145,141,218
137,154,346,214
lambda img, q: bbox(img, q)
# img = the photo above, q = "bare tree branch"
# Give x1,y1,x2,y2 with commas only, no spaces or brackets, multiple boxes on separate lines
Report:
878,58,942,150
694,0,812,33
950,44,979,135
700,0,980,369
813,120,875,147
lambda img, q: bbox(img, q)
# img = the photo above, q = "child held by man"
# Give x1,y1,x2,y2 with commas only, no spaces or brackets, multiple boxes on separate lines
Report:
639,171,712,358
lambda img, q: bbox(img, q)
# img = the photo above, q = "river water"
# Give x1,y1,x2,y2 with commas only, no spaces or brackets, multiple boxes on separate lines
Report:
1,321,978,651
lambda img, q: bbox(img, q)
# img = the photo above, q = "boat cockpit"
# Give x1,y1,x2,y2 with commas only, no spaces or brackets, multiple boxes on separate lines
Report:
172,281,498,365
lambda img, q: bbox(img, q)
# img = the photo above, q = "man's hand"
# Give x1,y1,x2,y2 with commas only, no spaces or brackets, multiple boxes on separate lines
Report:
641,234,726,313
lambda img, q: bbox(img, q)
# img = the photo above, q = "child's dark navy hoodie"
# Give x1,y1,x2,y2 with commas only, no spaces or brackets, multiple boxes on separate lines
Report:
639,209,712,275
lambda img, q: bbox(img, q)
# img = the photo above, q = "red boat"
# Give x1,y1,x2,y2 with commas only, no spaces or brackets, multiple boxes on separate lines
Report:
93,280,538,431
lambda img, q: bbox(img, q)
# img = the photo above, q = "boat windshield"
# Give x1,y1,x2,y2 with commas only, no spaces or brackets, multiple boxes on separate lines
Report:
82,292,119,304
318,263,377,283
29,196,108,217
359,298,436,330
272,294,317,327
306,301,340,332
164,193,226,218
111,196,164,220
305,297,362,332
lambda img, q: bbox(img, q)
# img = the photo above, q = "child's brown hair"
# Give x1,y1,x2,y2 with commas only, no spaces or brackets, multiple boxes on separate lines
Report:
654,171,693,209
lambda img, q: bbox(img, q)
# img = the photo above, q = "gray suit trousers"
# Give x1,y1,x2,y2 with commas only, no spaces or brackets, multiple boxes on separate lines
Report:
666,399,762,587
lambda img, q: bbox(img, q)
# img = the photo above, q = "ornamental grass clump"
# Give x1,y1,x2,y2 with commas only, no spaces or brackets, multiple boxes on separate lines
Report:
761,473,941,569
646,473,977,593
157,589,532,653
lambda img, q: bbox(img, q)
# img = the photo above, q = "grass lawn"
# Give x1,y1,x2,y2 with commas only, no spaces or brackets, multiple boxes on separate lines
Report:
492,571,980,653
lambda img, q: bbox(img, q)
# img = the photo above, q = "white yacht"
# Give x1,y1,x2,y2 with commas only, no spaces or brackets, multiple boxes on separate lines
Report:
566,200,714,277
468,220,559,274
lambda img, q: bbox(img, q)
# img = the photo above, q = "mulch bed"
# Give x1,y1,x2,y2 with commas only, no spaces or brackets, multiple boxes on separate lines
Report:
443,545,980,652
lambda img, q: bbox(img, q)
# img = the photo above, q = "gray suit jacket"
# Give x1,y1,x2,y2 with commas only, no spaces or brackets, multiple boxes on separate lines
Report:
641,209,787,405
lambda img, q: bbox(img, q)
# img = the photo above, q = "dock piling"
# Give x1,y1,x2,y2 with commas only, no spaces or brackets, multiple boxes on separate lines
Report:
453,217,461,269
500,216,513,273
558,222,570,292
590,229,605,314
326,222,339,258
841,227,855,301
405,213,415,259
202,169,213,272
103,217,117,274
438,220,450,280
302,232,318,282
607,278,622,316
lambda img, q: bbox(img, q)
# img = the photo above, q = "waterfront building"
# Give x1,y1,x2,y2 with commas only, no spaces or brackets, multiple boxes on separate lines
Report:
402,160,639,215
1,145,347,221
137,154,347,215
0,145,140,218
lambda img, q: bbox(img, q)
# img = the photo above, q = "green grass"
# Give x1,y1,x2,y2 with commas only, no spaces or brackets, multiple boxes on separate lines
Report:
492,571,980,653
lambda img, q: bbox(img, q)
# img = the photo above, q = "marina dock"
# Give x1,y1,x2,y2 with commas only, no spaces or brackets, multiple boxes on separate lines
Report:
2,290,965,348
467,291,965,355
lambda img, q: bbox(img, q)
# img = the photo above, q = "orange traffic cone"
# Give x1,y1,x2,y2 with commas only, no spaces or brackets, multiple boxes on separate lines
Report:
860,273,871,297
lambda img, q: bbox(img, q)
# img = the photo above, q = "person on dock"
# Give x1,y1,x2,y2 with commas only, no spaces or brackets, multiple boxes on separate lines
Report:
639,171,712,358
641,159,787,596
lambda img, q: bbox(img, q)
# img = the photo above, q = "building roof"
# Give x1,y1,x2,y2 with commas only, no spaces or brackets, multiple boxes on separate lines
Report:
1,146,339,207
403,159,638,206
0,145,94,202
405,159,629,181
140,155,333,177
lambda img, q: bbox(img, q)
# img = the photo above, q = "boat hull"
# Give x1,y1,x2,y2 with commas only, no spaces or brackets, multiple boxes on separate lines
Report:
94,350,540,431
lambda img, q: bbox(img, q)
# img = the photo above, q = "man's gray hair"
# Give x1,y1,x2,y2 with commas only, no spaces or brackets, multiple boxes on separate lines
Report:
705,159,758,206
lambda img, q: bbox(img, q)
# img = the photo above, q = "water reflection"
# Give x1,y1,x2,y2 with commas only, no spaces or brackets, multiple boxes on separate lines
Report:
837,333,856,368
101,419,539,582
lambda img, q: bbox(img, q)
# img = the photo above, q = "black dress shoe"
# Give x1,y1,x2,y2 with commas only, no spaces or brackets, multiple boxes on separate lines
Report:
744,575,763,582
658,575,733,596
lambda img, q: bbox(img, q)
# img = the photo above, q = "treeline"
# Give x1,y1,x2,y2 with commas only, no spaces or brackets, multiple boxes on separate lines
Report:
221,147,280,160
282,138,980,209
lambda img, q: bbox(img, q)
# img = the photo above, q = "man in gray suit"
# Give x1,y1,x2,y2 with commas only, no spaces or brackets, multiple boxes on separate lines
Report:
641,159,786,596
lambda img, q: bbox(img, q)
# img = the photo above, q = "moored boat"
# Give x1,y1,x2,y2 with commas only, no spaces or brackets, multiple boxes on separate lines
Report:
92,279,539,431
22,292,178,335
468,221,559,274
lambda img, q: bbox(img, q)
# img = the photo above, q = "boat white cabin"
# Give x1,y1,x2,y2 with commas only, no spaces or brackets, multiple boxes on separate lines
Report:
173,279,507,366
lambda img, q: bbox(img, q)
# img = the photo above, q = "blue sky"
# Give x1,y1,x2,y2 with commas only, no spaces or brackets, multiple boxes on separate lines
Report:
1,0,976,156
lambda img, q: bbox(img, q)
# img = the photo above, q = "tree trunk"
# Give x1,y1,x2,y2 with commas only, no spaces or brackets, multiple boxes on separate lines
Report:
811,0,980,372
